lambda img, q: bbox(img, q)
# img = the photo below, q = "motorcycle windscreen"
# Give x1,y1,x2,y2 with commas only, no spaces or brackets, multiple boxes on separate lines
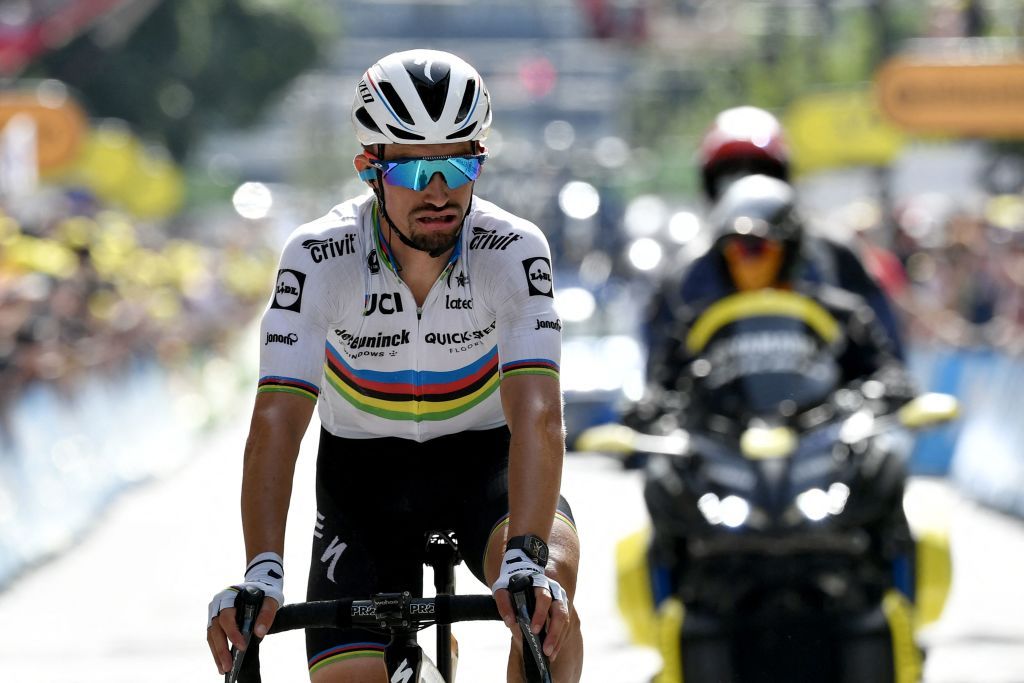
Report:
692,313,841,418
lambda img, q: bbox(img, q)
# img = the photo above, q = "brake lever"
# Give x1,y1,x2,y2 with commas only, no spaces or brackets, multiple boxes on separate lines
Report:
508,574,552,683
226,586,264,683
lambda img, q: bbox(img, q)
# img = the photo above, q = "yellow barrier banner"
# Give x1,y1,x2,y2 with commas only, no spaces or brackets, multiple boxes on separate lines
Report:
785,89,905,173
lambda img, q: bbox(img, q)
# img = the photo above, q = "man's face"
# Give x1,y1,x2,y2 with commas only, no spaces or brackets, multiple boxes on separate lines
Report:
360,142,479,254
722,235,784,291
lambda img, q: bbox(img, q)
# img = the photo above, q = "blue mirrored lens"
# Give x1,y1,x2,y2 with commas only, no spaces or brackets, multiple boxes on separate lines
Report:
378,155,485,191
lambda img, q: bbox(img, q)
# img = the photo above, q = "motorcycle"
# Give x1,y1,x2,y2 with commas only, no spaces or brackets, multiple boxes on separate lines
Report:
579,383,958,683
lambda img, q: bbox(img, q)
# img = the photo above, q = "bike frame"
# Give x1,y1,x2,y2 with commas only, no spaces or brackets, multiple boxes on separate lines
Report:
375,530,462,682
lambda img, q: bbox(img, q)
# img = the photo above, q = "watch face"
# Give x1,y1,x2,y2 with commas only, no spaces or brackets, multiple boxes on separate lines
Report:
509,534,549,565
528,537,548,564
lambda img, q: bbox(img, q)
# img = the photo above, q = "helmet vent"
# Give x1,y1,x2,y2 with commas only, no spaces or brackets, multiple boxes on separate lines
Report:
454,80,477,125
412,71,451,122
386,125,425,141
446,122,478,141
354,107,382,135
403,59,452,122
379,81,415,125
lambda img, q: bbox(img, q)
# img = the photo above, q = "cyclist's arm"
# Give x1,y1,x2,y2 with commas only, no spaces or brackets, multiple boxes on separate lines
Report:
500,372,563,543
241,391,316,562
208,392,314,674
474,216,569,643
244,224,337,591
245,230,335,562
477,219,564,543
498,371,569,646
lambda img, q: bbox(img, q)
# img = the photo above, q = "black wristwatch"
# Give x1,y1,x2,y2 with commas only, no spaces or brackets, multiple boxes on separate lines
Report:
506,534,549,566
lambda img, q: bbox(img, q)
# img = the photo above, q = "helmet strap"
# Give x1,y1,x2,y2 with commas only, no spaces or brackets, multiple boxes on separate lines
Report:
371,143,472,260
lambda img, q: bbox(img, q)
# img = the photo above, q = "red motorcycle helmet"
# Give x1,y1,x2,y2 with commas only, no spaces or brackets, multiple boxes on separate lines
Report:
699,106,790,202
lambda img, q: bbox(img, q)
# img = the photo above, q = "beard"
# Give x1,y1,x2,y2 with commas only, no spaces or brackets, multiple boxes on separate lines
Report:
406,224,461,253
403,203,466,254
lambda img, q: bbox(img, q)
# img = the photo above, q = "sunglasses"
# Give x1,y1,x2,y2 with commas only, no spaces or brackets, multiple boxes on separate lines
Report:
723,234,780,257
359,153,487,191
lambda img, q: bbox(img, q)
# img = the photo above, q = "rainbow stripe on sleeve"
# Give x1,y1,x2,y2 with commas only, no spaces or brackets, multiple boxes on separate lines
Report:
257,376,320,402
500,358,560,380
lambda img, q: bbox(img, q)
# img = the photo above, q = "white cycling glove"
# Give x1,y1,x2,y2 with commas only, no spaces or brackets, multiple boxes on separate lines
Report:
490,549,568,605
207,552,285,628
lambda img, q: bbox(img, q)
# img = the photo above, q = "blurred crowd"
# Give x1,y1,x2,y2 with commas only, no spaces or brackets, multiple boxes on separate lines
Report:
839,191,1024,354
0,188,278,448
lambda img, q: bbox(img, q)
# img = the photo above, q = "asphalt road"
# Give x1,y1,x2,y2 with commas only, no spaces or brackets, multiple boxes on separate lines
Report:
0,413,1022,682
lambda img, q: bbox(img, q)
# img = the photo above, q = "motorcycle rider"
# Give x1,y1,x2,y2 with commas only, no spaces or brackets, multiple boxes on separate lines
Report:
630,174,918,611
642,105,906,380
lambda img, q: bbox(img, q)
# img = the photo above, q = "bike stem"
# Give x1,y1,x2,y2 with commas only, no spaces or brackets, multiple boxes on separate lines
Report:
425,530,461,681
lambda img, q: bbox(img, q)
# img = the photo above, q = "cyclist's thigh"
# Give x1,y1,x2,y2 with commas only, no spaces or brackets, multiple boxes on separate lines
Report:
306,428,438,677
309,656,386,683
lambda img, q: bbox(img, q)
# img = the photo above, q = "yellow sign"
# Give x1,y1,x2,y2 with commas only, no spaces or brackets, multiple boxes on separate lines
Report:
70,125,141,198
0,91,87,172
785,89,905,173
61,123,185,219
875,58,1024,137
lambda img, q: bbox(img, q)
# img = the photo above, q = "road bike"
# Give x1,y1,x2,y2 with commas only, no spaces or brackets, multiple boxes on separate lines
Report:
226,530,552,682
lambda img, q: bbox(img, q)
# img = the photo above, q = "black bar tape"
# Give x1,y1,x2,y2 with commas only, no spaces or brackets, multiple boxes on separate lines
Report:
442,595,500,623
337,599,354,629
267,599,354,633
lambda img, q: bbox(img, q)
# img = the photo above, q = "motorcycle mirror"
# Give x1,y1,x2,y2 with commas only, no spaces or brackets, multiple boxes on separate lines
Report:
740,426,797,459
575,423,639,453
897,392,959,429
575,424,690,456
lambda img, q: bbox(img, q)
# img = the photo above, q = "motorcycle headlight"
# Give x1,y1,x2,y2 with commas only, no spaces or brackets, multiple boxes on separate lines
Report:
796,483,851,521
698,492,751,528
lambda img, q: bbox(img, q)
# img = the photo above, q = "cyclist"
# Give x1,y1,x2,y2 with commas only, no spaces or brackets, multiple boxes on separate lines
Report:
642,105,905,380
206,49,583,683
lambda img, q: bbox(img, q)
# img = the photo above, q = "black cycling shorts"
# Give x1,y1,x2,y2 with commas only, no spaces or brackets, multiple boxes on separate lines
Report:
304,425,576,673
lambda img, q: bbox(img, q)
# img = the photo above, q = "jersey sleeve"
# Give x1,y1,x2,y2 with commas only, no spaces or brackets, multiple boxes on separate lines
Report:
257,228,338,402
476,222,562,381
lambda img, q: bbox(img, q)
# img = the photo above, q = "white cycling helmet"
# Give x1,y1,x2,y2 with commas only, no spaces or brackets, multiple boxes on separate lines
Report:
352,49,492,146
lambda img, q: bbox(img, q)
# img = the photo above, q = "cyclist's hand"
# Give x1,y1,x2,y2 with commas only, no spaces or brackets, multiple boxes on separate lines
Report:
205,552,284,675
491,549,571,659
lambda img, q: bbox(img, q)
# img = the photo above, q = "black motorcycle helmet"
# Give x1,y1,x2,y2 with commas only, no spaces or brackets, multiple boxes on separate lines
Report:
708,174,804,289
